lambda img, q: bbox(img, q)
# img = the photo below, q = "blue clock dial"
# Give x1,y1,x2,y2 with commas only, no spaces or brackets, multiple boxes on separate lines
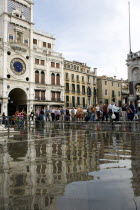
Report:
13,62,23,73
10,58,26,75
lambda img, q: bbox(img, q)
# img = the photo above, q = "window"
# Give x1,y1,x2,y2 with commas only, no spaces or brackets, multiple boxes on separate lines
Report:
105,89,107,95
77,97,80,106
35,59,39,65
66,96,69,107
41,71,45,84
71,74,74,81
35,90,40,100
64,63,66,68
88,76,90,83
82,76,84,83
56,92,60,101
56,74,60,85
51,62,55,67
48,43,51,48
52,92,55,100
35,71,39,83
41,60,45,65
82,86,85,94
77,66,79,71
72,96,75,107
93,87,96,96
41,91,45,100
51,73,55,85
83,98,85,108
77,85,80,93
66,72,69,80
43,42,46,47
56,63,60,68
33,39,37,45
112,90,115,97
105,81,107,85
77,75,79,82
72,84,75,93
118,91,120,97
112,82,114,86
71,64,73,69
66,83,69,92
74,65,76,70
118,83,120,87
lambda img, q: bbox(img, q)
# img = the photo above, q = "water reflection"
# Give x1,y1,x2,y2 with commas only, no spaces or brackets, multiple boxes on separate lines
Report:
0,123,140,209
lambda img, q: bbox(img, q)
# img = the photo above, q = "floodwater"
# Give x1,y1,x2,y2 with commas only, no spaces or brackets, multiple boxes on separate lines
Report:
0,122,140,210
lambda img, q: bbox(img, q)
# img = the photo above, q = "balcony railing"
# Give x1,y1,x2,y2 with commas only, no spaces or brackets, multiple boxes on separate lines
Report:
65,90,70,93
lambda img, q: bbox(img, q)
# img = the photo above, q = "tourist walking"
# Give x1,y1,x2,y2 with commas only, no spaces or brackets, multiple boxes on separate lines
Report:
71,107,76,121
45,108,50,121
51,108,55,121
102,103,108,121
60,107,65,122
113,104,120,121
39,109,45,121
121,104,127,121
30,110,34,121
90,105,96,121
108,101,114,121
129,101,135,121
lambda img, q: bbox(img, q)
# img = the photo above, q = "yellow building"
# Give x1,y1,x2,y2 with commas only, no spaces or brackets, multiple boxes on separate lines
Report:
97,76,122,106
64,60,97,108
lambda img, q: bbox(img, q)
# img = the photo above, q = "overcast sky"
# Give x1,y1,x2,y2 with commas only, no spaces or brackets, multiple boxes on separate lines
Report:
34,0,140,79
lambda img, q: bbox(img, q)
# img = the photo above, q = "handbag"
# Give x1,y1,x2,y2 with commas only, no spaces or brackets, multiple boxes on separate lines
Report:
111,113,116,119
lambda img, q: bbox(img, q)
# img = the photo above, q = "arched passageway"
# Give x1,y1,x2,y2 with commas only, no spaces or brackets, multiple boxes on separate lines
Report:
8,88,27,116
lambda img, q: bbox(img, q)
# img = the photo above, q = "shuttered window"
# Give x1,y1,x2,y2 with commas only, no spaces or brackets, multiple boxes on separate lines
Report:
51,73,55,85
48,43,51,48
41,72,45,84
56,74,60,85
35,71,39,83
52,92,55,100
57,92,60,101
35,90,40,100
51,62,55,67
33,39,37,45
41,91,45,100
56,63,60,68
35,59,39,64
43,42,46,47
41,60,45,65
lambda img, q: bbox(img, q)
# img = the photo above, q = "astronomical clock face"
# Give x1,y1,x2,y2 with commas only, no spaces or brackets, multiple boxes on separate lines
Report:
10,58,26,75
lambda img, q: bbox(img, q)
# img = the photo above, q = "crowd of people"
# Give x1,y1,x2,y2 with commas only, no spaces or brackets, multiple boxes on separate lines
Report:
0,101,139,125
29,101,140,122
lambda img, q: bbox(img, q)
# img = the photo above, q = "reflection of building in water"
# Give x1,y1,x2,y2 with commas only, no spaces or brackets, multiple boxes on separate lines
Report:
0,129,99,210
131,137,140,197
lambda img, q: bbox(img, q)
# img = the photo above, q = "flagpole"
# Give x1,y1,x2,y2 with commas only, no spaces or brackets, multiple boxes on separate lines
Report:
128,1,132,54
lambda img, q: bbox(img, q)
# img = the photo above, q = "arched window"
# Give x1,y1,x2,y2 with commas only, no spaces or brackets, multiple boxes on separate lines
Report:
35,71,39,83
41,71,45,84
56,74,60,85
51,73,55,85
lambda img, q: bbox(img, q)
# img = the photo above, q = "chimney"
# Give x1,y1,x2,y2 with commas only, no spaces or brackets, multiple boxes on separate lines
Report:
94,68,97,76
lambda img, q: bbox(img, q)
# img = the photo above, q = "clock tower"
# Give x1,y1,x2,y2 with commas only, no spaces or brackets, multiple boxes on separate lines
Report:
0,0,34,115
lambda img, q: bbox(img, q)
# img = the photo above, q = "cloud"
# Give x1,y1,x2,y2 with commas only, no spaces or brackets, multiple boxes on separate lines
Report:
34,0,140,79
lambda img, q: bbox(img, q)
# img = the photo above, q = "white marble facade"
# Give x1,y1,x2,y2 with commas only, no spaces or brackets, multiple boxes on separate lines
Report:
0,0,64,115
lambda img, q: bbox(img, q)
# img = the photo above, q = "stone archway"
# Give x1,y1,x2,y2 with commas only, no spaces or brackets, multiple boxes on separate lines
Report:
8,88,27,116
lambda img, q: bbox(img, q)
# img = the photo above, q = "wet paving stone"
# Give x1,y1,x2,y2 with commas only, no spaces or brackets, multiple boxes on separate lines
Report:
0,122,140,210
